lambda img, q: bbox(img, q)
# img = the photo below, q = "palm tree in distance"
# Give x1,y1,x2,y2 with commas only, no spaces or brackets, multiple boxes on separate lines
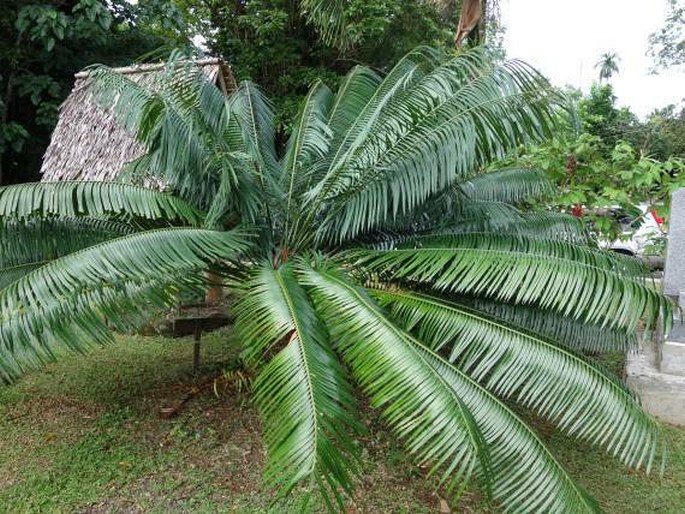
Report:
596,52,621,82
0,48,672,511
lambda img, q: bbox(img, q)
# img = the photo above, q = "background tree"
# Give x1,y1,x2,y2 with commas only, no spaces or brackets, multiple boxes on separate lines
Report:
638,103,685,160
0,0,509,184
501,83,685,240
177,0,456,130
579,83,636,154
649,0,685,73
595,52,621,82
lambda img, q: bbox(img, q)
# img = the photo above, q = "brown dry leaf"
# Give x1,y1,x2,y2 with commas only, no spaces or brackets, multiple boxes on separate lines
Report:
439,497,451,514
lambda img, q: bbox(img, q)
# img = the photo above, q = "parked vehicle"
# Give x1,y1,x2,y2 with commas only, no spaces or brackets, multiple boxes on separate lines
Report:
599,204,666,266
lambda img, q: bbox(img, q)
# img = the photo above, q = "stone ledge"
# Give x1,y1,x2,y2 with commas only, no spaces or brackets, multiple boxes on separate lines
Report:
662,341,685,376
627,340,685,426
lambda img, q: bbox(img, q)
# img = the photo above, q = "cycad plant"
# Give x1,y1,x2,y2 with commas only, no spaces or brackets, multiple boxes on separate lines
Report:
0,48,672,512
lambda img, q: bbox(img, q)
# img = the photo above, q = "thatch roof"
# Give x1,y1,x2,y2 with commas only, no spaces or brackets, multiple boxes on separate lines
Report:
40,58,236,183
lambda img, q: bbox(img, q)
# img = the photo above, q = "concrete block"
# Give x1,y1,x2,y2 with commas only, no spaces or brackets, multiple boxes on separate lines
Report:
627,371,685,426
661,341,685,376
664,190,685,297
627,341,685,426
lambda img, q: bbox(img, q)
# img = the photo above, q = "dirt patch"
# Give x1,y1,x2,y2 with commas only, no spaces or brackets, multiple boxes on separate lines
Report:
76,499,144,514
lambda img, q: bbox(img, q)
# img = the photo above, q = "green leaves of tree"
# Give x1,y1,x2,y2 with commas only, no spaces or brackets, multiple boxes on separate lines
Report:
0,181,201,225
234,262,359,507
0,228,248,382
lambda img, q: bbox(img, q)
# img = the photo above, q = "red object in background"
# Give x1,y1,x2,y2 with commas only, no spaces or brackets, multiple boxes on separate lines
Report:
651,210,664,225
571,204,584,217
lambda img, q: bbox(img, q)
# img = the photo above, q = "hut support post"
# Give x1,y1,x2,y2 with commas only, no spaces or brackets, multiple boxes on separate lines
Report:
193,320,202,373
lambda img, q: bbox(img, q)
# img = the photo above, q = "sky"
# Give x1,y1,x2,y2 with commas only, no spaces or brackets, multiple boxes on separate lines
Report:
501,0,685,118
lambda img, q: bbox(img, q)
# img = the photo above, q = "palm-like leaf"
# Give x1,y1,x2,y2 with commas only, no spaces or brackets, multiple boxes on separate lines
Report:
459,167,554,203
88,62,261,217
460,296,638,353
234,262,358,507
281,81,334,248
0,181,201,224
312,53,559,243
300,260,491,494
372,289,661,470
303,260,601,512
349,233,666,331
423,349,601,513
0,229,248,381
0,217,135,288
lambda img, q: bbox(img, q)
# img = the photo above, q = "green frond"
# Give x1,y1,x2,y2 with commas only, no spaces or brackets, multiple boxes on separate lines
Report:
426,212,591,244
0,182,201,225
366,211,592,255
309,47,443,203
0,273,204,384
0,262,44,292
0,216,135,288
459,167,554,203
459,296,637,353
233,262,358,506
89,62,249,214
371,194,526,240
393,233,648,277
326,66,383,140
0,228,249,382
421,348,601,513
502,212,591,243
299,259,491,495
371,289,661,470
281,81,334,247
206,80,282,224
347,233,669,332
227,81,281,184
281,81,333,191
313,51,560,243
86,64,157,137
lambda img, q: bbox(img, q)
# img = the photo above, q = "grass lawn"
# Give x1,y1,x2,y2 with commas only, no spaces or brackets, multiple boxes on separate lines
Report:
1,329,684,513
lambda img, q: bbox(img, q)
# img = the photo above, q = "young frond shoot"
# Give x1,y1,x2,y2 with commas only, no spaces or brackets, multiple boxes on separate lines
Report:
0,48,672,512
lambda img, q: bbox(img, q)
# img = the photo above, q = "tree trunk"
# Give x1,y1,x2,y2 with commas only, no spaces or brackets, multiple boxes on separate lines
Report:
204,271,224,305
455,0,482,46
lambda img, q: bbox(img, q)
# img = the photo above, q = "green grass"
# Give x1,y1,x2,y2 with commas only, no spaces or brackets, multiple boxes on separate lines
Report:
0,330,437,513
0,331,684,513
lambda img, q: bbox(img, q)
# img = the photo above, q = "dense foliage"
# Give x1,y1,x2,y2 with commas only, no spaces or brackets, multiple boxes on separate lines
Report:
0,0,185,186
178,0,457,129
1,0,501,183
501,83,685,240
0,48,672,511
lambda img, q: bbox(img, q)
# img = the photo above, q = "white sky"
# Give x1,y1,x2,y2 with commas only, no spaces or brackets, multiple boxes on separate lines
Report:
501,0,685,118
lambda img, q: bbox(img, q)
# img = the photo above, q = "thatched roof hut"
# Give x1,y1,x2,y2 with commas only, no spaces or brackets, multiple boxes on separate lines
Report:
41,58,236,183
